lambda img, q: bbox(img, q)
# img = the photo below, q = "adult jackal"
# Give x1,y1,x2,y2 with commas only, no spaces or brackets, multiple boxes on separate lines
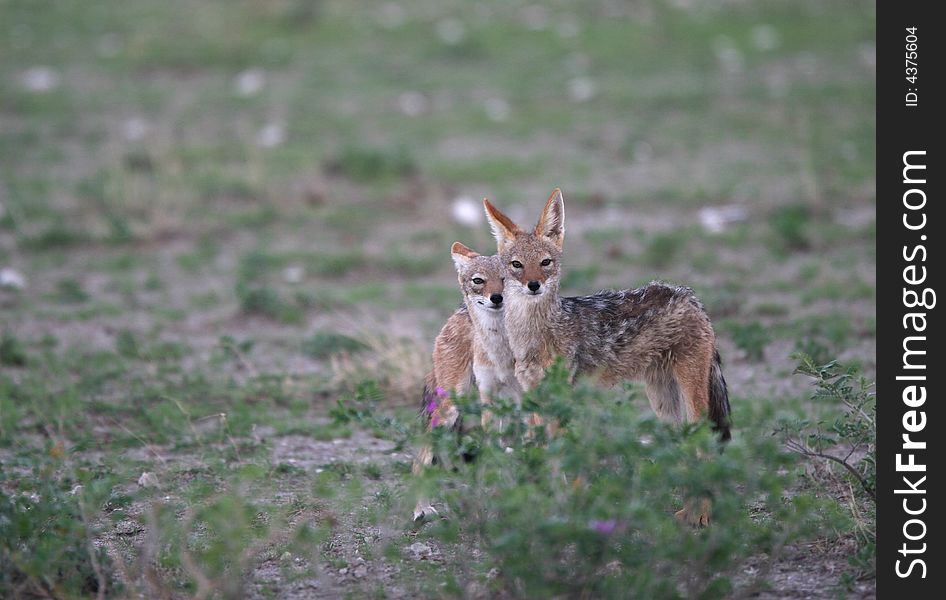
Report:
483,189,731,444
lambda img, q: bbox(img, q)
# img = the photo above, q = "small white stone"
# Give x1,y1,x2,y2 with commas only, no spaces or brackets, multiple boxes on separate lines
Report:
0,268,26,290
137,472,160,488
435,18,465,45
283,265,304,284
751,25,780,51
567,77,597,103
123,117,149,142
256,123,286,148
698,205,747,234
234,68,266,97
398,91,429,117
451,196,481,226
408,541,432,560
713,36,744,73
20,66,60,92
483,97,510,122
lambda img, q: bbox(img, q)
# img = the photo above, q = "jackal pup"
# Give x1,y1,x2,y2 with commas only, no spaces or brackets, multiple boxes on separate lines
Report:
411,243,520,520
483,189,731,439
449,242,521,425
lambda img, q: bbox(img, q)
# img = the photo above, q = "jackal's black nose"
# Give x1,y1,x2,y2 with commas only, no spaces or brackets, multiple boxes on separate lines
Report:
527,281,540,292
490,293,503,305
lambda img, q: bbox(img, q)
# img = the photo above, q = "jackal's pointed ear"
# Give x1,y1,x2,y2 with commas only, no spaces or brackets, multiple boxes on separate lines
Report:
451,241,479,270
534,188,565,249
483,198,521,252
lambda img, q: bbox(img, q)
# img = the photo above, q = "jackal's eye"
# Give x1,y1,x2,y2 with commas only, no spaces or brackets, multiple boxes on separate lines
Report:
540,258,552,266
472,277,485,285
511,260,523,269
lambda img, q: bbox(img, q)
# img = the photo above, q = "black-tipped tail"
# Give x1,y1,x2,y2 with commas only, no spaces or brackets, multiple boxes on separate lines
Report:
708,348,731,442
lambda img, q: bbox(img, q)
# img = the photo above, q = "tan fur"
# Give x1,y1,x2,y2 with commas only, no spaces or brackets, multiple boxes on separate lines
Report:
411,244,521,521
484,189,731,525
429,308,474,428
411,311,468,521
449,243,521,429
483,190,716,419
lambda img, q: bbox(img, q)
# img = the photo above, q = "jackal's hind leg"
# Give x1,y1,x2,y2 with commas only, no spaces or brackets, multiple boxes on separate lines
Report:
669,348,715,526
671,350,712,425
644,368,684,425
674,497,711,527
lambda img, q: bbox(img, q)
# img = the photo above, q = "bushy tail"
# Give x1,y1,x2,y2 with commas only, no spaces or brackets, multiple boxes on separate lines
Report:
420,371,437,418
708,348,731,442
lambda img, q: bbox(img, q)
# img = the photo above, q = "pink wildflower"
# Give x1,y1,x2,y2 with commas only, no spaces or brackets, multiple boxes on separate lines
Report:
589,519,618,535
434,386,448,398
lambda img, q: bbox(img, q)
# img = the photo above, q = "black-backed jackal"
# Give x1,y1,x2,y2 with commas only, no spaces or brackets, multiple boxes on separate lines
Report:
411,243,520,521
483,189,731,525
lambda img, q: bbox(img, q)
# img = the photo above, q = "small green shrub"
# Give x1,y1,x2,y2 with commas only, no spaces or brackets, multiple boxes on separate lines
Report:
235,250,308,323
310,252,366,278
0,332,27,366
769,204,811,252
235,282,304,324
325,145,417,182
724,320,768,362
115,329,140,358
793,335,832,366
302,331,368,359
776,354,875,500
1,447,116,597
644,232,686,268
55,278,90,304
410,362,835,599
21,224,90,250
775,354,876,585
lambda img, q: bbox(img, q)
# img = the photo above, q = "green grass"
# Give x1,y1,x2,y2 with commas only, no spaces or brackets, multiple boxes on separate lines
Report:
302,331,368,359
0,332,28,366
0,0,874,596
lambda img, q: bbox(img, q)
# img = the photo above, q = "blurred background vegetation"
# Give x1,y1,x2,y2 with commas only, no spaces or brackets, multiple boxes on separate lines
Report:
1,0,875,597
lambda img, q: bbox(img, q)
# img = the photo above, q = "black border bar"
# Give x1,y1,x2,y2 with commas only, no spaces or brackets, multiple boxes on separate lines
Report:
877,2,943,596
